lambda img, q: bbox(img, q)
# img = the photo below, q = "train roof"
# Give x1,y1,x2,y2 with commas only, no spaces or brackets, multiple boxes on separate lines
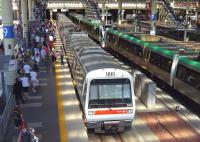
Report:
69,33,122,73
107,29,200,73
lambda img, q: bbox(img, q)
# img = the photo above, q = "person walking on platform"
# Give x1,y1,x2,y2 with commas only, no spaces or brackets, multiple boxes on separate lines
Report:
30,69,38,93
33,61,39,73
13,106,24,128
50,49,57,63
23,63,31,78
40,47,47,65
13,78,25,105
17,125,32,142
59,47,65,66
20,74,30,100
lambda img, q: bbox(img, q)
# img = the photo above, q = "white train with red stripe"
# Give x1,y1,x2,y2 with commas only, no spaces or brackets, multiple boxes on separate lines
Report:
66,31,135,133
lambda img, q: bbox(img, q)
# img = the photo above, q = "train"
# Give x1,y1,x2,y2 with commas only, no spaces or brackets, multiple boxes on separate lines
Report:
57,14,135,133
69,13,200,107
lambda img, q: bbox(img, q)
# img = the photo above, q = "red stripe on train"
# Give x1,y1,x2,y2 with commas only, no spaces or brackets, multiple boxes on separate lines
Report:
95,109,128,115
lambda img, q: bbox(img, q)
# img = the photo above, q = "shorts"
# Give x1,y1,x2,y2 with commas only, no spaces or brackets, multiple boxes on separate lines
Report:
23,87,29,92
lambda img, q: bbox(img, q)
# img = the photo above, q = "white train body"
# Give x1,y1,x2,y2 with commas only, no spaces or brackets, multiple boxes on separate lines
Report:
57,14,135,132
85,69,135,131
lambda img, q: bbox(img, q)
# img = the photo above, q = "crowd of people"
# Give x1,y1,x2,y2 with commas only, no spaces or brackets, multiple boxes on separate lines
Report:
12,13,65,142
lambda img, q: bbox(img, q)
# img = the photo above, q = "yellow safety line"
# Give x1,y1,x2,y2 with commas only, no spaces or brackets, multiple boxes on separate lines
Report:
55,63,67,142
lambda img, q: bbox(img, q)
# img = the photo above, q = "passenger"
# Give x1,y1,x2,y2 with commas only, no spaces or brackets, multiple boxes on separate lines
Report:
13,106,24,128
23,63,31,77
30,69,38,93
40,47,47,65
17,125,32,142
35,34,40,45
59,47,65,66
13,78,25,105
20,74,30,100
187,75,194,84
33,61,39,73
34,51,40,64
50,49,57,63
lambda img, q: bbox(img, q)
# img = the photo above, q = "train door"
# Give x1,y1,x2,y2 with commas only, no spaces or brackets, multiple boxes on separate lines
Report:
143,46,151,63
71,59,77,78
81,81,87,109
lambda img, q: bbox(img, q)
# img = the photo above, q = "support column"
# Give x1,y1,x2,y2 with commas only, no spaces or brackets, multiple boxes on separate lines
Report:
101,0,106,22
28,0,33,20
118,0,122,25
2,0,15,55
150,0,157,35
21,0,28,41
32,0,35,20
50,10,53,20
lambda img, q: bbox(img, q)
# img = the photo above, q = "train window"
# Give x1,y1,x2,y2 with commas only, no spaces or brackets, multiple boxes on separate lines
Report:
177,64,200,90
75,63,84,93
149,52,162,67
149,52,172,72
160,57,172,73
107,33,117,45
88,79,132,108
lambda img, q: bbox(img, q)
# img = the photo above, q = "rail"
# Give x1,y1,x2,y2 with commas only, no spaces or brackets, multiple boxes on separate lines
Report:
0,92,15,142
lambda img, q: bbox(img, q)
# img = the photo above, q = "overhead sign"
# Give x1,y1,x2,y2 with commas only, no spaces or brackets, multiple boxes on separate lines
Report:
3,26,14,38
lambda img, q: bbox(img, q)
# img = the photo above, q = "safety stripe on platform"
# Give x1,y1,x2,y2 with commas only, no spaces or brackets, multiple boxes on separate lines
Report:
55,62,67,142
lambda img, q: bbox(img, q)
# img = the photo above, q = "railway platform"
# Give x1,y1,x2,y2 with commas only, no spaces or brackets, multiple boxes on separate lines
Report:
3,25,88,142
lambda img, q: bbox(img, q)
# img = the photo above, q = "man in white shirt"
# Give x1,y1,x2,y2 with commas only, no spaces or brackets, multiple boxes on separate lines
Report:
23,63,31,76
35,35,40,43
30,70,38,92
20,74,30,99
40,48,46,65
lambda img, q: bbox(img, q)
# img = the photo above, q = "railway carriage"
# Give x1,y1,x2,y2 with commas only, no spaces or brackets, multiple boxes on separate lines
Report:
67,32,135,133
57,14,135,132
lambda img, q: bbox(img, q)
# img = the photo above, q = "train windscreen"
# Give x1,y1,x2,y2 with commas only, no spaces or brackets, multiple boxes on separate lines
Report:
88,79,132,109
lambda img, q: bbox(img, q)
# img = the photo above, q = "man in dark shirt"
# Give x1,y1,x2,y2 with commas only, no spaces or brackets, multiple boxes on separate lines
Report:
13,78,25,105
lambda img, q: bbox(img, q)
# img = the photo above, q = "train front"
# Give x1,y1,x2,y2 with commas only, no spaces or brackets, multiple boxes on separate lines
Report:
85,68,135,133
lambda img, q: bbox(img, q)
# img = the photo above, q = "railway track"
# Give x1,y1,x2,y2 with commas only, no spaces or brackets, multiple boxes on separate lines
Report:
88,132,124,142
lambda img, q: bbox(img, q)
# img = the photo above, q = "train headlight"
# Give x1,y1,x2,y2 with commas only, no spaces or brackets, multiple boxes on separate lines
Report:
88,111,95,115
128,109,133,114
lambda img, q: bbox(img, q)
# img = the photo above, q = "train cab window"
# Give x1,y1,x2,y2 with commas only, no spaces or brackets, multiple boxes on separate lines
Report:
88,79,132,108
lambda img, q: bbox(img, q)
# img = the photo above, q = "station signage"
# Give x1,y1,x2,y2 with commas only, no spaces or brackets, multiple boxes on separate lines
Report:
3,25,14,38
